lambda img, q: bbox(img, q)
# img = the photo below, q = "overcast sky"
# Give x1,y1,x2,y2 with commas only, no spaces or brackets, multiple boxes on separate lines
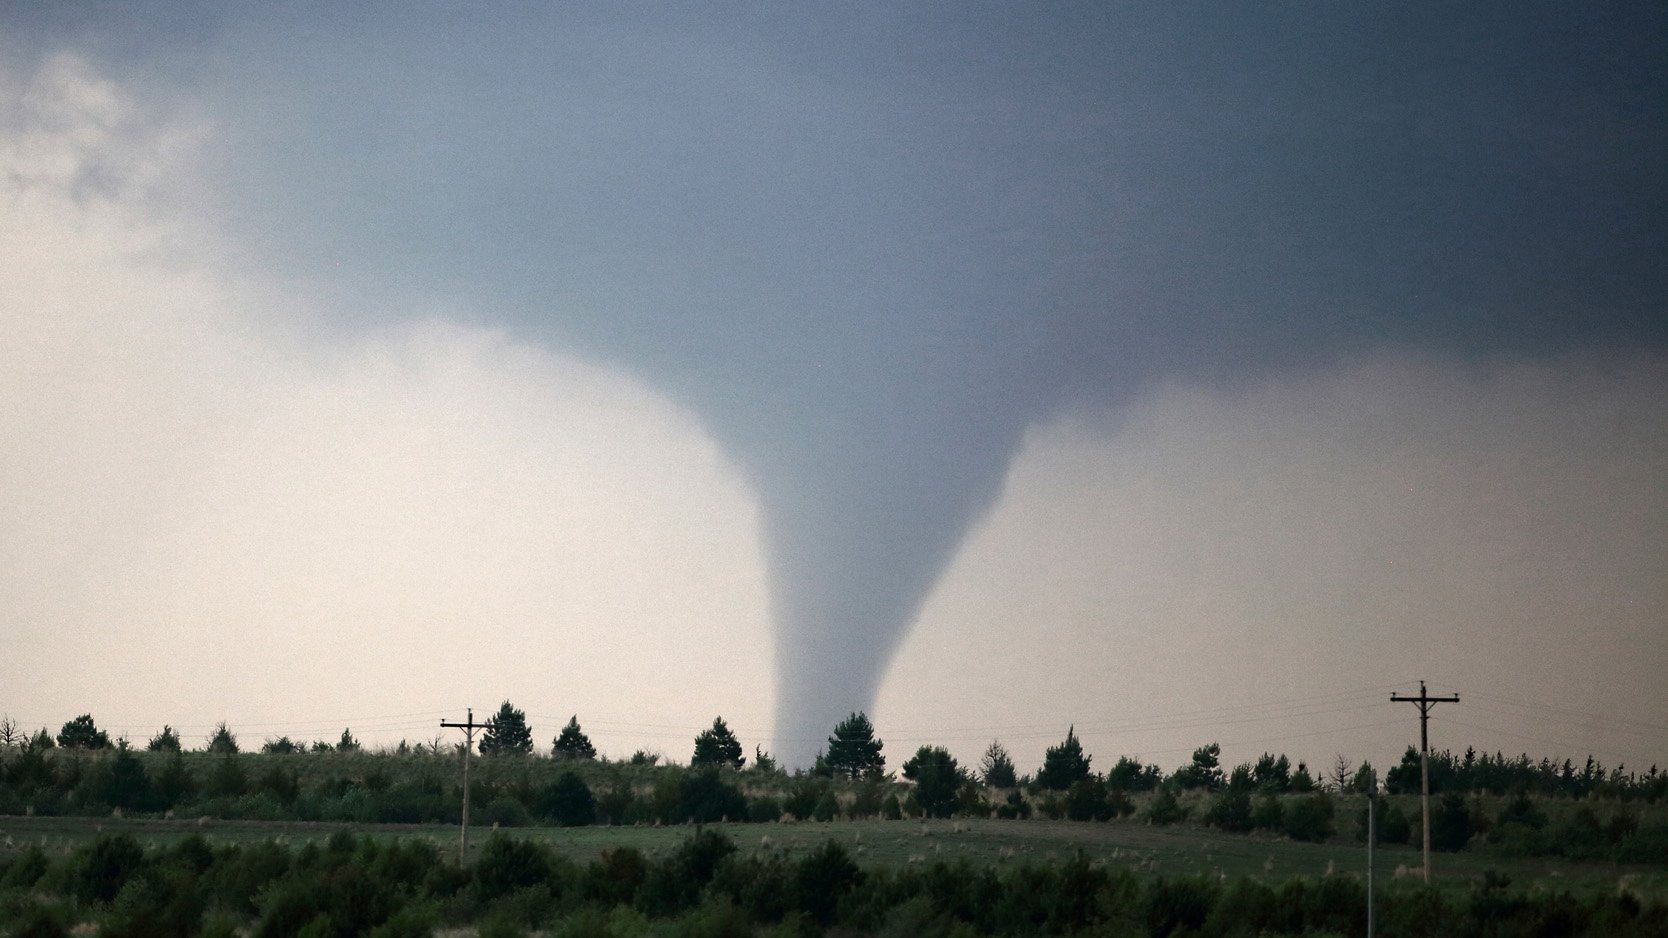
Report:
2,4,1664,774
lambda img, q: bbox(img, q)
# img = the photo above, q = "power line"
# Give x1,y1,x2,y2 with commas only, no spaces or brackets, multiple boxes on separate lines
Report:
1463,692,1668,734
880,683,1407,738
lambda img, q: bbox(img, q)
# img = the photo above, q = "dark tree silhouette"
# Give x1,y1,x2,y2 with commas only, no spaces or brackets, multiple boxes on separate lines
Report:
825,711,884,779
552,715,596,760
980,741,1018,788
1037,727,1092,790
901,745,963,817
56,714,110,750
480,701,534,756
207,722,239,754
691,716,744,769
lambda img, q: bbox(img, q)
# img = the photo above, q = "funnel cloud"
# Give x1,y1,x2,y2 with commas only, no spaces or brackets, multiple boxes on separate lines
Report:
4,4,1665,764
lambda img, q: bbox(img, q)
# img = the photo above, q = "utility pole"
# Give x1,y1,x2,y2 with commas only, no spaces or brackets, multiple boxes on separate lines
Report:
1366,766,1377,938
1391,680,1459,884
440,707,491,864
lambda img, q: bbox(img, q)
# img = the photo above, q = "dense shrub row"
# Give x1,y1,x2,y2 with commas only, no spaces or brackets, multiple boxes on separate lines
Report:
3,828,1664,937
0,746,782,828
1384,746,1668,801
4,746,1667,869
1412,792,1668,863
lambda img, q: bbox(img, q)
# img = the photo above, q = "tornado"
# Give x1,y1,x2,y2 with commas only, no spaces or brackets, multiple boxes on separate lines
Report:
727,397,1037,766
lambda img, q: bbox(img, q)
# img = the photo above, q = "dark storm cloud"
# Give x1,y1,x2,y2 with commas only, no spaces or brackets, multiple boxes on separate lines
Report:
9,2,1662,759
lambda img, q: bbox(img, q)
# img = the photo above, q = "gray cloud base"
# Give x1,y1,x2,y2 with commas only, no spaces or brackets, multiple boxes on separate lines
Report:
7,3,1664,762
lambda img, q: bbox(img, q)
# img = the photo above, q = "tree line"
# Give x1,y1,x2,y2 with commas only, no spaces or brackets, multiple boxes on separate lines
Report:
4,712,1667,870
15,708,1663,803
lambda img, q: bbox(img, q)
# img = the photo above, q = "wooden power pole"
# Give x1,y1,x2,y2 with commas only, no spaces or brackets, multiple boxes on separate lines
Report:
1391,680,1459,883
440,707,491,864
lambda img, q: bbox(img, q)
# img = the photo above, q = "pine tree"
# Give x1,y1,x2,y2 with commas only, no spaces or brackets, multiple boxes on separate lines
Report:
207,722,239,754
980,741,1018,788
479,701,534,756
146,726,181,752
56,714,111,750
901,745,963,818
1174,742,1223,790
691,717,744,769
552,715,596,760
825,711,884,779
1037,727,1092,790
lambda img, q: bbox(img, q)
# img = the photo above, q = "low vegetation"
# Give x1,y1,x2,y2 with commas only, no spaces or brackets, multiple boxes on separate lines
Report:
1,826,1663,936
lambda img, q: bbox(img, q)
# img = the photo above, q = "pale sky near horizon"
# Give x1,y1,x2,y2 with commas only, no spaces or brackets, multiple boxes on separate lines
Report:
2,5,1665,777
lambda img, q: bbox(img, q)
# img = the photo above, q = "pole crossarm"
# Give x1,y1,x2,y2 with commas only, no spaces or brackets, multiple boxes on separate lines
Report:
1391,680,1459,885
1389,688,1461,707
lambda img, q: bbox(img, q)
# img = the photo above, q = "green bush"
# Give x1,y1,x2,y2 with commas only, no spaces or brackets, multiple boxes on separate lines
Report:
901,746,963,819
202,840,292,915
851,779,888,818
783,780,826,821
252,874,327,938
256,765,300,807
103,867,205,938
1144,786,1188,826
1251,793,1283,831
6,899,72,938
637,828,736,916
75,833,146,903
812,788,839,822
1281,793,1335,843
1204,788,1252,832
1356,798,1411,845
1144,875,1218,936
536,772,596,827
1431,793,1472,852
1065,778,1127,822
956,780,991,818
1293,874,1365,934
365,903,438,938
1614,825,1668,864
674,768,749,824
474,835,556,901
582,847,645,907
595,782,640,825
1546,807,1611,861
1495,793,1547,830
1,844,49,889
995,789,1031,820
747,793,783,823
102,748,158,812
791,839,863,925
481,794,533,828
204,757,247,799
1204,877,1279,933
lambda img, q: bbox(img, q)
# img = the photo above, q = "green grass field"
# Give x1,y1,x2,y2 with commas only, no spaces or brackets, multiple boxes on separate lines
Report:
6,813,1663,907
